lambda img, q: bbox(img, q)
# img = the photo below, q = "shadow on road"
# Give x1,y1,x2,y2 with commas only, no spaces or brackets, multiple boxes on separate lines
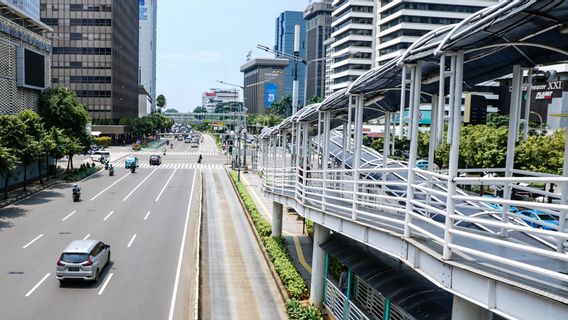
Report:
0,207,26,230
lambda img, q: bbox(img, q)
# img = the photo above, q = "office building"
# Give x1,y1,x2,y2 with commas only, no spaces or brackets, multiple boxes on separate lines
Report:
323,37,335,98
375,1,497,65
202,88,239,113
40,0,139,123
139,0,157,114
329,0,375,93
304,0,333,101
0,2,51,114
240,58,289,114
275,11,306,107
1,0,39,21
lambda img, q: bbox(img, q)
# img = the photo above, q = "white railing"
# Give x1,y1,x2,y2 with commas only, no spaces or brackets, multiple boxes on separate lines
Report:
261,163,568,285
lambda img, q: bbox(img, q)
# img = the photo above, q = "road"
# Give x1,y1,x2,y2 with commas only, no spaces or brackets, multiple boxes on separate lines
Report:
0,134,286,320
0,138,201,320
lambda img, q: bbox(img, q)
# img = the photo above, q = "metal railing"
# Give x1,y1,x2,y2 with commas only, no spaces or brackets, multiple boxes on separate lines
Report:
324,279,370,320
261,162,568,285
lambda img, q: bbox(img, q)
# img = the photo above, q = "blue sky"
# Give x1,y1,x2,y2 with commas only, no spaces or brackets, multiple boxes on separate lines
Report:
156,0,309,112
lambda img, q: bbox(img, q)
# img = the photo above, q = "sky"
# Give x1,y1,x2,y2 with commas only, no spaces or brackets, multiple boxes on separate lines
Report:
156,0,309,112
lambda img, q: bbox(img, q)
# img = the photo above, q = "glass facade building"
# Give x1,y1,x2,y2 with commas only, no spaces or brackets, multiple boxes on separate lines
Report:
139,0,157,113
1,0,40,21
40,0,140,122
274,11,306,108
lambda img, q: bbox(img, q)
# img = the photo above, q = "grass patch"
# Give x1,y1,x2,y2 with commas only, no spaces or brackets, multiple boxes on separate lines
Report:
229,170,321,316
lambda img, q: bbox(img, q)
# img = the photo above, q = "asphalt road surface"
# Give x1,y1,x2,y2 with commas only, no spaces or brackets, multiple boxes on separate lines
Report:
0,134,286,320
0,138,201,320
200,166,287,319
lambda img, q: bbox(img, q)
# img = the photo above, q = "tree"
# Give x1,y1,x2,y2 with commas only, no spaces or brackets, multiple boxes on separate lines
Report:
306,96,324,105
62,136,84,171
193,106,207,113
17,110,47,189
515,129,565,175
0,146,19,199
48,127,68,179
0,115,27,191
39,87,90,158
163,108,178,113
156,94,166,113
487,113,509,128
268,96,291,117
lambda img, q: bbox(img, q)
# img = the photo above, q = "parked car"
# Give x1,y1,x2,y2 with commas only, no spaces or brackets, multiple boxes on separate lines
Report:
516,209,559,230
184,137,192,143
149,154,162,165
56,240,111,283
481,195,518,212
124,156,139,169
90,151,110,162
416,160,429,170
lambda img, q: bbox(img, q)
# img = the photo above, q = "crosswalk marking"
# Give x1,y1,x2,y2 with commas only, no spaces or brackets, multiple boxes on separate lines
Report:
135,151,220,156
109,161,224,170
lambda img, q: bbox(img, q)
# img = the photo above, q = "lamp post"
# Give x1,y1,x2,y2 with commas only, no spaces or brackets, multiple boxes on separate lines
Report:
530,111,543,129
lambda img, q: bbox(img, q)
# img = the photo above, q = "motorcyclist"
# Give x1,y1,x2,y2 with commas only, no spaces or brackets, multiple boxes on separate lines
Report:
72,184,81,195
104,158,109,170
163,148,166,156
109,164,114,176
170,144,173,149
198,154,203,164
131,165,136,173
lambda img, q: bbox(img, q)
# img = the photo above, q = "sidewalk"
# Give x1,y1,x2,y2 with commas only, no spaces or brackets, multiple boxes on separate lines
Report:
238,170,314,285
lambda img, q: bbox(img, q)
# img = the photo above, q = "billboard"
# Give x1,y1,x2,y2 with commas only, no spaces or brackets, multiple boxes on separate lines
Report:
139,0,148,20
265,83,278,108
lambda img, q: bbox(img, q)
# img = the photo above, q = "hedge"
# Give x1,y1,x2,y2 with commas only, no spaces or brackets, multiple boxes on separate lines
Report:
229,170,317,311
286,299,323,320
65,165,100,182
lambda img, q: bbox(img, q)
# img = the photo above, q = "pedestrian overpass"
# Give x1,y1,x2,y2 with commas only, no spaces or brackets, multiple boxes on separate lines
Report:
258,1,568,319
162,111,245,128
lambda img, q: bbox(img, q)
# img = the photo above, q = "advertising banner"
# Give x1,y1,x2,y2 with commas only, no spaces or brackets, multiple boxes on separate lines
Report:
265,83,278,108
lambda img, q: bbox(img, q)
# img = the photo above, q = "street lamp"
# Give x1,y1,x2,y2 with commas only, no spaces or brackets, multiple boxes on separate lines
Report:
530,111,544,129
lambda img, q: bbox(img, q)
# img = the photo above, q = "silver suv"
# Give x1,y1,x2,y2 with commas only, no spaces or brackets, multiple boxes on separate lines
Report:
56,240,111,283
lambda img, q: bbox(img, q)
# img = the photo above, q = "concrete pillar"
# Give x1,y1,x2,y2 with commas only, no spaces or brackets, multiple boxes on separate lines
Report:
310,223,331,306
272,201,283,237
451,296,492,320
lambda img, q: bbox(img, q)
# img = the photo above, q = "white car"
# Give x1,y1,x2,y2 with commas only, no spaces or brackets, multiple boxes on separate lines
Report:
56,240,111,283
90,151,110,162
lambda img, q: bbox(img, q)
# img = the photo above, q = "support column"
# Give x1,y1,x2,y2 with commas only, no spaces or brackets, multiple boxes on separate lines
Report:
403,62,423,238
309,223,331,306
272,201,283,237
352,94,364,220
443,51,465,260
398,65,407,139
501,65,522,237
451,296,493,320
322,112,331,211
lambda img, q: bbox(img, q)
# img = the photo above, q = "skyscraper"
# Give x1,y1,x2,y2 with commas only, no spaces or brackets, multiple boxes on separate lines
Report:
304,0,333,101
138,0,157,113
1,0,40,21
329,0,375,93
275,11,306,108
40,0,139,123
375,0,497,66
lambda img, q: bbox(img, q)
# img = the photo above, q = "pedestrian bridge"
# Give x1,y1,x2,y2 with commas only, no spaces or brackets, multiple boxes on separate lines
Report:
257,1,568,319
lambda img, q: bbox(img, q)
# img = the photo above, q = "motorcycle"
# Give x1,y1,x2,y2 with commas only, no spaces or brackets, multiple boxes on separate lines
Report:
170,144,173,149
130,166,136,173
72,190,80,202
109,166,114,176
197,154,202,164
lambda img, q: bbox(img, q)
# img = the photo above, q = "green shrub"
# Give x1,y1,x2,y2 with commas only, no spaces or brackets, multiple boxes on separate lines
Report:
94,136,112,147
263,237,308,299
132,143,142,151
65,165,100,182
286,299,323,320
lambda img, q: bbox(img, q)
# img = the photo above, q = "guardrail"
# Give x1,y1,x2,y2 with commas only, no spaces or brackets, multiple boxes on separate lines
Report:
261,161,568,285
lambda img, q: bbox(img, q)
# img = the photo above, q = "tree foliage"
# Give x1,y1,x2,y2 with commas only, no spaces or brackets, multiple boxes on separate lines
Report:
306,96,324,105
39,87,90,141
515,129,566,175
268,96,292,117
156,94,166,112
193,106,207,113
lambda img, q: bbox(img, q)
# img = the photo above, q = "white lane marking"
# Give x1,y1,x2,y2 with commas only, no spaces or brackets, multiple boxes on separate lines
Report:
90,172,131,201
144,211,151,221
25,273,50,297
168,172,197,320
155,169,177,202
127,234,137,248
103,211,114,221
83,234,91,240
61,210,77,221
23,234,44,249
123,168,158,201
97,273,114,296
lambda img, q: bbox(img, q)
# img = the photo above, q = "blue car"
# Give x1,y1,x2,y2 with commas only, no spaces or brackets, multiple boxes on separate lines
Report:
482,195,518,212
416,160,429,170
124,156,139,169
516,209,559,230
